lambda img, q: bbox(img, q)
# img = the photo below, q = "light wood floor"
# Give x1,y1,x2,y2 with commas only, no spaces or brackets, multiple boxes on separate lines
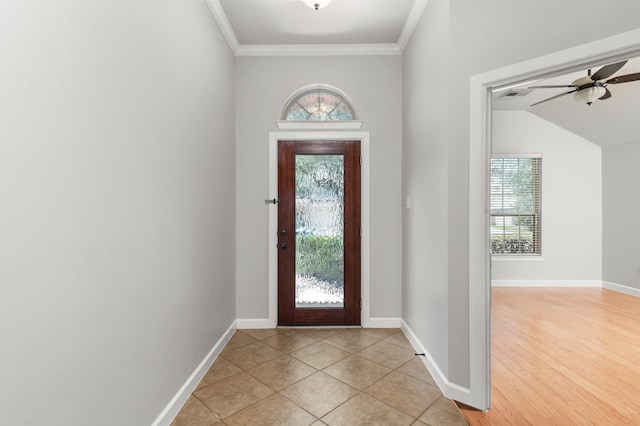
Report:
458,288,640,425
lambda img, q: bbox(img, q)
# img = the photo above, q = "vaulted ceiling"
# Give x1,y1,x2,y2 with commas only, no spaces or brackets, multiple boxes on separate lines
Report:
493,57,640,148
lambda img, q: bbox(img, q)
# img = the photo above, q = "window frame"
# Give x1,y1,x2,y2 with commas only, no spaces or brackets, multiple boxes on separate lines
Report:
490,153,542,257
281,85,357,122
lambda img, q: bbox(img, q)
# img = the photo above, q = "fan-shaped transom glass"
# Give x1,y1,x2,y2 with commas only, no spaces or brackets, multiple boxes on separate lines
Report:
282,88,356,121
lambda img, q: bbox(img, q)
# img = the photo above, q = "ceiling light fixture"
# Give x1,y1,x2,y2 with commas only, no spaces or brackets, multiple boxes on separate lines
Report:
302,0,332,10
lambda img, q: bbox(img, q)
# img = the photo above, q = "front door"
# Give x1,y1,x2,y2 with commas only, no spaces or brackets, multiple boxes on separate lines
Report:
277,140,361,325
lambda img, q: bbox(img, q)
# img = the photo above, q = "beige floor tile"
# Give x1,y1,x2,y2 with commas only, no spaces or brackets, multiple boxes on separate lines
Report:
365,371,442,418
412,421,429,426
170,396,220,426
323,355,391,390
247,356,316,390
298,328,346,340
174,328,465,425
323,329,380,353
224,393,317,426
239,328,280,341
280,372,359,418
290,341,350,370
322,393,414,426
419,397,468,426
221,331,256,354
360,328,400,340
262,332,317,353
196,357,243,390
221,341,283,370
193,372,274,419
383,331,415,350
397,357,438,387
357,341,416,369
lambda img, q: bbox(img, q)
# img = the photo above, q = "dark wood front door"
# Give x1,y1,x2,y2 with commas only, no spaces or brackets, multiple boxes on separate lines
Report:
277,140,361,325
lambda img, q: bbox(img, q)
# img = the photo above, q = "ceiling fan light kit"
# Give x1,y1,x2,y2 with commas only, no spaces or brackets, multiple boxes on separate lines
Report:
573,84,606,105
302,0,332,10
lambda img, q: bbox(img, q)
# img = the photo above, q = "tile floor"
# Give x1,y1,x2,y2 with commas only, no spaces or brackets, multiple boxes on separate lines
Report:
171,328,467,426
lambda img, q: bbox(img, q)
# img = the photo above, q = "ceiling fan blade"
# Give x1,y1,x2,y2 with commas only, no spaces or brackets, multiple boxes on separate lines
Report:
530,89,577,107
591,60,628,81
599,88,612,100
606,72,640,84
527,85,576,89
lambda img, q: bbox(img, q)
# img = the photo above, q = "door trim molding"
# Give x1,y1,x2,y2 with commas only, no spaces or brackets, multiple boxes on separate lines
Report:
268,131,370,328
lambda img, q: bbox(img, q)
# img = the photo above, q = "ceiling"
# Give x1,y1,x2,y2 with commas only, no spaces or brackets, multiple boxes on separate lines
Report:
206,0,425,55
493,56,640,148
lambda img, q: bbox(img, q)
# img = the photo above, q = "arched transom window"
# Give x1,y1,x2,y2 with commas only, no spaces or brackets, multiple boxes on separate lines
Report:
282,86,356,121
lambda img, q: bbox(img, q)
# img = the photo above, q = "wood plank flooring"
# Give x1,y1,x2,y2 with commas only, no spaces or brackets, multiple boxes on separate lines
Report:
458,288,640,425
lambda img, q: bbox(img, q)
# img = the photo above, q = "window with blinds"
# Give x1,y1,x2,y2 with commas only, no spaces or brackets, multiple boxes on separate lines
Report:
490,156,541,255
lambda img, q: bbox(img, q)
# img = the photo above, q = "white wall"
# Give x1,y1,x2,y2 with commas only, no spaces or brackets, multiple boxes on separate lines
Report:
0,1,236,424
403,0,640,406
602,141,640,290
491,111,602,283
235,56,403,322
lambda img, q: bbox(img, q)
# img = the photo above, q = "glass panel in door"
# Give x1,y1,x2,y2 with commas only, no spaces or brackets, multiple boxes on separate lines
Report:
295,155,344,308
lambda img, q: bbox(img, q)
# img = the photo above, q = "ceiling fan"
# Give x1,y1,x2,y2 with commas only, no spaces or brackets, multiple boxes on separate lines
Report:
529,60,640,107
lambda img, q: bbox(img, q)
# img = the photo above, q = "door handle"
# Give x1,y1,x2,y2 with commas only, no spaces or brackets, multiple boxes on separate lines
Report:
280,243,286,250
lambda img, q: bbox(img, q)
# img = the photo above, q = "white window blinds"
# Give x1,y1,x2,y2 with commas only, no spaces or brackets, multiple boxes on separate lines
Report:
490,156,541,255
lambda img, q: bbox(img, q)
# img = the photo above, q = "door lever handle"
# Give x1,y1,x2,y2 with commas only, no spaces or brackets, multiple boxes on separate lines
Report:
265,198,281,205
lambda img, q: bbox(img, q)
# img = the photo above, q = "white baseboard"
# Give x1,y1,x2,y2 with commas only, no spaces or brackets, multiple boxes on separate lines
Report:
400,320,471,403
400,321,448,393
492,280,640,298
152,321,237,426
367,317,402,328
602,281,640,297
236,318,276,329
491,280,601,288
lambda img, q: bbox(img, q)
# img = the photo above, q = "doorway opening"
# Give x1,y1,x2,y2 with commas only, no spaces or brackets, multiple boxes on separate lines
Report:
267,130,371,328
468,33,640,412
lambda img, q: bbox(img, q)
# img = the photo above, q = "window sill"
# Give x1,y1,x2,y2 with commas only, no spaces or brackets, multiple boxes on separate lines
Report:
276,121,363,131
492,256,544,262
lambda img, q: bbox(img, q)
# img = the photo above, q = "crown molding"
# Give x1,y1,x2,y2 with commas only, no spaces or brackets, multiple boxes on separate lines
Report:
205,0,424,57
397,0,429,52
236,43,401,57
204,0,239,55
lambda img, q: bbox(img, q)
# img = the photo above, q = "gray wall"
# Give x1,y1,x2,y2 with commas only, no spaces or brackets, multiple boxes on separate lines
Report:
0,1,236,424
602,141,640,290
403,0,640,393
235,56,403,321
402,0,451,381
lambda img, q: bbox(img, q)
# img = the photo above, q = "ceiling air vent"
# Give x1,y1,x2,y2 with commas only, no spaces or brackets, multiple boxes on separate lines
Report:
500,88,533,98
